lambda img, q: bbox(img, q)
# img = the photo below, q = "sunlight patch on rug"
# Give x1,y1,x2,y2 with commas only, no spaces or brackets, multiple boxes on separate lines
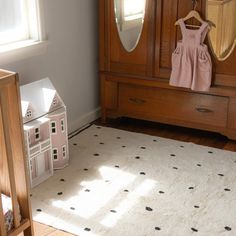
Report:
31,125,236,236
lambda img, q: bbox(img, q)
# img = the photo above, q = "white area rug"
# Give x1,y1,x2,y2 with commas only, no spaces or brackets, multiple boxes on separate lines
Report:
31,125,236,236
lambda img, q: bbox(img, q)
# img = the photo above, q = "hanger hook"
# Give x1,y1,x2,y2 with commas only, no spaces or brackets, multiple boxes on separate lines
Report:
192,0,198,10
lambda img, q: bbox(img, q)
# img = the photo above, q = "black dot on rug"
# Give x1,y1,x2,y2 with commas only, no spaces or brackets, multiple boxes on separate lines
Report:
85,189,90,192
155,227,161,231
93,153,100,156
170,154,176,157
218,174,224,177
30,194,32,197
208,151,213,154
140,146,146,149
180,145,184,148
189,187,194,190
145,207,153,211
124,189,129,192
197,164,202,167
99,142,105,145
153,139,157,142
122,145,126,148
36,209,42,212
70,207,75,210
116,137,121,139
84,228,91,231
57,192,63,195
191,228,198,232
60,178,65,182
135,156,140,159
224,188,231,192
194,205,200,208
83,168,88,171
159,191,165,194
73,143,77,146
94,134,98,137
172,167,178,170
115,165,120,168
110,210,117,213
140,172,146,175
225,226,232,231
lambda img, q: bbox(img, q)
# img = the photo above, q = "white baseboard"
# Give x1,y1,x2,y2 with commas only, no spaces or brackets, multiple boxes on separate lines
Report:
68,107,101,134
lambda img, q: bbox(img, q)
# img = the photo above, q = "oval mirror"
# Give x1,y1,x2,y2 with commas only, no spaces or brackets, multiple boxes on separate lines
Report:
206,0,236,61
114,0,146,52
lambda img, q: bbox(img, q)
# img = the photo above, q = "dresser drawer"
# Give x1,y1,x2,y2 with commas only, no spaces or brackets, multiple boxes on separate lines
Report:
118,84,228,128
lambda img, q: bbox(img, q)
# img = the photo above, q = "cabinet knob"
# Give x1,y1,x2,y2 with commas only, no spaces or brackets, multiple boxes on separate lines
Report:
129,97,146,104
195,107,213,113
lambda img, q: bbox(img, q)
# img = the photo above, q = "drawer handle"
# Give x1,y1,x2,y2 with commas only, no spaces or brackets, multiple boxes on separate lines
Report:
195,107,213,113
129,97,146,104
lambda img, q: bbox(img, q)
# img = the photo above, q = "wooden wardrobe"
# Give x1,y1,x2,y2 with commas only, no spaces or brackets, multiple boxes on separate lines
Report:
99,0,236,140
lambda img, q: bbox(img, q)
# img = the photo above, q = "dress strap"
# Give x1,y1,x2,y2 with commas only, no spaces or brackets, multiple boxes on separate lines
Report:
198,22,210,44
177,19,187,41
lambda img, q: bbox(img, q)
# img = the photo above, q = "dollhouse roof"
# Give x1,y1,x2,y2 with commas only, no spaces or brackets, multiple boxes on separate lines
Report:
21,101,31,117
20,78,65,123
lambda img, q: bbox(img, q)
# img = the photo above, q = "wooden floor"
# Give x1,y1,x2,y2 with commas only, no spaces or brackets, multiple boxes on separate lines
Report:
32,117,236,235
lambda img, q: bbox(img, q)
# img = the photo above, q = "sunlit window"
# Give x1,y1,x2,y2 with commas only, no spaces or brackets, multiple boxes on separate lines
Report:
123,0,146,21
0,0,41,46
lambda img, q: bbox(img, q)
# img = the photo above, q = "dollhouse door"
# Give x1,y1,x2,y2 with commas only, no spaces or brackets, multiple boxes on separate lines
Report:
37,153,46,176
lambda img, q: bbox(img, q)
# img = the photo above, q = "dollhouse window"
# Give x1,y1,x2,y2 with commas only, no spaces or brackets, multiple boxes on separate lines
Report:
28,132,31,145
35,127,40,141
52,148,58,160
62,145,66,158
52,97,58,107
51,121,57,134
61,119,65,132
30,160,33,172
26,109,32,118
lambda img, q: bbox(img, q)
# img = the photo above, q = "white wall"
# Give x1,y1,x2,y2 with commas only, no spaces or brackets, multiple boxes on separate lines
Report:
1,0,99,133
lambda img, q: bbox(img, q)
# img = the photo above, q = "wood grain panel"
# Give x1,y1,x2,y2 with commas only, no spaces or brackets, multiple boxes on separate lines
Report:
119,84,228,129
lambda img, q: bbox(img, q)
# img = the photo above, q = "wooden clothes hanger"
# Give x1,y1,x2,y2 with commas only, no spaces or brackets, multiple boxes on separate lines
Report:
175,0,215,29
175,10,203,28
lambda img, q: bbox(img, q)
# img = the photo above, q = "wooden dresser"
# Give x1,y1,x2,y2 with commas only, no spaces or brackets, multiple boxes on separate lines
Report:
99,0,236,140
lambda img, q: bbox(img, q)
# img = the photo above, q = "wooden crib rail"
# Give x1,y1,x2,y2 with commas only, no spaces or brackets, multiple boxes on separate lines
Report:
0,70,34,236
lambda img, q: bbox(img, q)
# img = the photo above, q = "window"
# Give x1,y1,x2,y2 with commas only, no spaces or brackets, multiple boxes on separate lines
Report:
51,121,57,134
29,159,33,172
28,131,31,145
0,0,47,64
116,0,146,32
52,148,58,160
35,127,40,141
52,97,58,107
123,0,146,21
62,145,66,159
61,119,65,132
0,0,41,45
26,109,32,119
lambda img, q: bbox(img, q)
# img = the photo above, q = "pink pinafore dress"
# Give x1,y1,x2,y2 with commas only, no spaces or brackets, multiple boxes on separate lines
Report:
169,19,212,91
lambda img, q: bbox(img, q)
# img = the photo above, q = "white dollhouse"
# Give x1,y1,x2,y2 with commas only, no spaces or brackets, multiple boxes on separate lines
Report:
20,78,69,187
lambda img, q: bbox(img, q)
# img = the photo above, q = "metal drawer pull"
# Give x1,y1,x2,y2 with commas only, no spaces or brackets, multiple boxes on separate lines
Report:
195,107,213,113
129,97,146,104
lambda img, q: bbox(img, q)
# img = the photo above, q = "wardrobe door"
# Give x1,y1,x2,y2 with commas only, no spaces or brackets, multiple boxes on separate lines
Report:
100,0,155,76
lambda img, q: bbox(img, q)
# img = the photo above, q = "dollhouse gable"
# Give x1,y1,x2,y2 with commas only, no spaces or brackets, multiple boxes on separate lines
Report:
20,78,65,123
21,101,35,123
42,88,64,113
